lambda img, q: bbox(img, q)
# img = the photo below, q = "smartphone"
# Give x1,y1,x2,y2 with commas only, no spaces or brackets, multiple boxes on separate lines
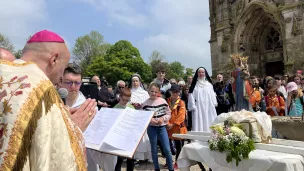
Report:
80,82,98,101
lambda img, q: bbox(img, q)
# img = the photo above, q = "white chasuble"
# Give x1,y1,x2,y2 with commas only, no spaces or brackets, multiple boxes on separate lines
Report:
0,60,87,171
188,81,217,132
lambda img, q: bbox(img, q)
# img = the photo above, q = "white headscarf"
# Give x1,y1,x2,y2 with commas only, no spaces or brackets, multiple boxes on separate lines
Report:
130,76,149,104
196,68,209,87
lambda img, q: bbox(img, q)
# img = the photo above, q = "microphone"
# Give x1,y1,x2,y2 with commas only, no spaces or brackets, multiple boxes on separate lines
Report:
57,88,68,105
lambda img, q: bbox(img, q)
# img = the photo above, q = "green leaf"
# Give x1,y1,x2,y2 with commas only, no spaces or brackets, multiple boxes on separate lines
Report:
72,31,111,74
86,40,152,85
0,33,14,52
226,153,232,163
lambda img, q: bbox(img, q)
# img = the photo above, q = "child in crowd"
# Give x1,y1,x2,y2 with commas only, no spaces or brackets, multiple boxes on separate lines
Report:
142,83,174,171
286,82,304,117
249,76,262,112
114,88,135,171
166,84,187,170
274,75,287,99
265,85,285,116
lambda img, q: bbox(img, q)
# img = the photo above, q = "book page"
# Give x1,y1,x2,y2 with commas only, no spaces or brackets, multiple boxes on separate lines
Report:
99,143,132,158
83,108,122,150
103,107,154,152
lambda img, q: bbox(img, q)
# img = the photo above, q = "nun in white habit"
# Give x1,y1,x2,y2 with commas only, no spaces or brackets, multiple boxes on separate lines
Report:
188,67,218,132
129,74,152,161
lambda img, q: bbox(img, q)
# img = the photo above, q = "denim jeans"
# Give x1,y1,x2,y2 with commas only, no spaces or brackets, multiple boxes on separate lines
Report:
147,125,173,170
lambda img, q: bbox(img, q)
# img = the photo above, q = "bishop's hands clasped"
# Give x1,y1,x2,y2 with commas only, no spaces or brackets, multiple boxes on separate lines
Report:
69,98,97,132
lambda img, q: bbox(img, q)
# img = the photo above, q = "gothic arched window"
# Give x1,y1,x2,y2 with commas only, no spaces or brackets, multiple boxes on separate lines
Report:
265,27,282,51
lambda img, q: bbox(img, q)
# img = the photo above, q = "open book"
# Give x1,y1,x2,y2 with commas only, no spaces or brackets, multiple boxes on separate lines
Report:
83,107,154,158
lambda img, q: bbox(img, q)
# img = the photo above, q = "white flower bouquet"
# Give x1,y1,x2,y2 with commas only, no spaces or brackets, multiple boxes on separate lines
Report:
208,118,255,166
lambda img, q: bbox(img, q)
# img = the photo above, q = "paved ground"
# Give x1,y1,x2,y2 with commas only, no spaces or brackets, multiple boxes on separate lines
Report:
120,157,203,171
116,150,205,171
101,141,206,171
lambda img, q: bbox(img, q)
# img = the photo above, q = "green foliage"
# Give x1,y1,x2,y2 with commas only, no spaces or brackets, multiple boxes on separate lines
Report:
184,68,194,81
149,50,164,62
86,40,152,85
0,33,14,52
72,31,111,74
167,61,185,80
209,133,255,166
148,50,189,81
209,119,255,166
225,137,255,166
149,51,166,76
14,50,22,59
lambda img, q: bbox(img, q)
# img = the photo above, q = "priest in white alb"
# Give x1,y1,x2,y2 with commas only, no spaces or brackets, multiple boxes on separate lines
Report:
188,67,217,132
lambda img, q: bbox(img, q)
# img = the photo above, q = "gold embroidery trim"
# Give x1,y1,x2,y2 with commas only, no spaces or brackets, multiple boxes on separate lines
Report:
60,105,87,171
0,60,35,66
0,80,86,171
1,80,53,171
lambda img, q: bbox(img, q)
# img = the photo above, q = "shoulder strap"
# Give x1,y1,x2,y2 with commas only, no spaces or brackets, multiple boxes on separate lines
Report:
278,96,281,106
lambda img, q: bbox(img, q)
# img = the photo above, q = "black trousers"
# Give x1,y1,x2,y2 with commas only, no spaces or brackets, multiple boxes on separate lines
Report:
173,140,184,161
115,156,135,171
198,162,212,171
186,111,193,131
216,104,229,115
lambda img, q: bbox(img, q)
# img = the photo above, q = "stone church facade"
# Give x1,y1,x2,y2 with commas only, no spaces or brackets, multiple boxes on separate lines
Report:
209,0,304,77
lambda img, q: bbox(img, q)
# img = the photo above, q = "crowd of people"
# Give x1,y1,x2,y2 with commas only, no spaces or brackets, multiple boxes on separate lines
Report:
0,29,302,171
210,71,304,117
0,29,216,171
72,65,218,171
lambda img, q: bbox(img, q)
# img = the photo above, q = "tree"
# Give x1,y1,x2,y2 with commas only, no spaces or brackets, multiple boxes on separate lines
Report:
184,68,194,80
72,31,110,73
13,36,32,59
167,61,185,80
86,40,152,85
0,33,14,52
149,50,164,63
148,50,167,76
14,50,22,59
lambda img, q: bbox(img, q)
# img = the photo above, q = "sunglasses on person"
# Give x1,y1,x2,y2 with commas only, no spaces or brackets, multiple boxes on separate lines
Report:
118,86,125,89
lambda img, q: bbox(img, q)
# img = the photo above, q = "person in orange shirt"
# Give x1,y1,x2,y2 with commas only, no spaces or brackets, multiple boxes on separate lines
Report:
166,84,187,169
265,85,285,116
249,76,262,111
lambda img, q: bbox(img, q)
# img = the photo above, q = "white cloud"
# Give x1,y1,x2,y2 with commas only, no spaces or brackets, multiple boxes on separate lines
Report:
140,0,212,73
78,0,148,29
81,0,212,74
0,0,48,50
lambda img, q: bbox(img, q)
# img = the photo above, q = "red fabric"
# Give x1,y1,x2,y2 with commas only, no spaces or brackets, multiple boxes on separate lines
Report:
27,30,65,43
231,70,238,93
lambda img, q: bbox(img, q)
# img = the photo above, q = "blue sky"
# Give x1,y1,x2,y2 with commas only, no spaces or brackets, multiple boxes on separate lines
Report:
1,0,212,74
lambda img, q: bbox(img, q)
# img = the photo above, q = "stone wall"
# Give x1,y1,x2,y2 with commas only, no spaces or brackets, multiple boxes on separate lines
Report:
209,0,304,77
